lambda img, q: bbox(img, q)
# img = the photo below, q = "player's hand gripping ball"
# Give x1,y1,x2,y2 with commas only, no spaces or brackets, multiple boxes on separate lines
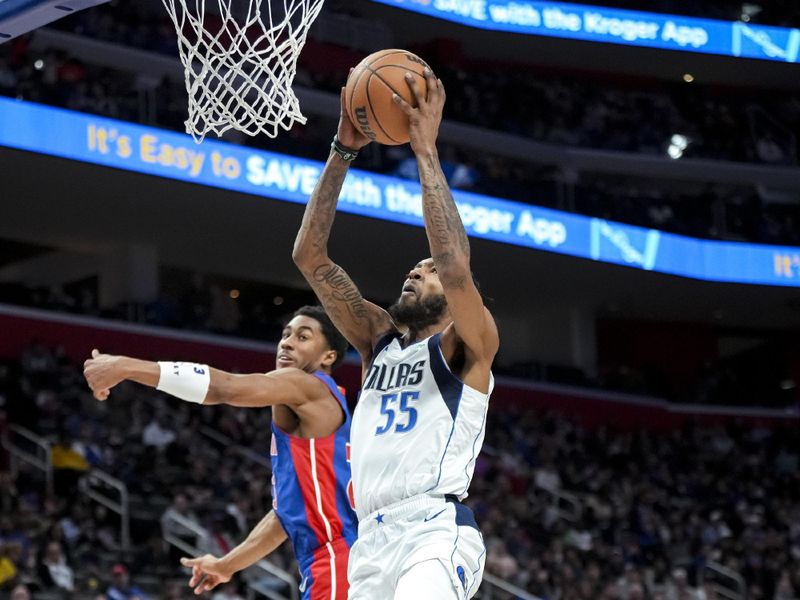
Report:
344,49,433,145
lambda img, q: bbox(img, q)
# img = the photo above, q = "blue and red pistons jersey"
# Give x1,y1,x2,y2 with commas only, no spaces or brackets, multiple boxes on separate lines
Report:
270,371,358,567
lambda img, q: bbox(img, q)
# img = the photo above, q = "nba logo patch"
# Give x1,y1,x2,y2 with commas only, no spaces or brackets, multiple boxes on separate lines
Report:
456,565,466,591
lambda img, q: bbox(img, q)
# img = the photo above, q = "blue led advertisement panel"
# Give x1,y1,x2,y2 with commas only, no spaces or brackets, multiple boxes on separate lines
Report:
1,97,799,287
371,0,800,63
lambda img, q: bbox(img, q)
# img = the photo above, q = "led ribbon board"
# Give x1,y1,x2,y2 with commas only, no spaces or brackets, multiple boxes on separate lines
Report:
370,0,800,63
1,97,799,287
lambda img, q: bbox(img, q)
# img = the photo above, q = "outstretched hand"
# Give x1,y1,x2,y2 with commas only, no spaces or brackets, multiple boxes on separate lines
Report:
393,67,445,156
337,70,371,151
180,555,233,595
83,349,125,401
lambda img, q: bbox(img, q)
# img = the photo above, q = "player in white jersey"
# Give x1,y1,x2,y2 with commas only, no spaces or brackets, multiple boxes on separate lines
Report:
293,69,499,599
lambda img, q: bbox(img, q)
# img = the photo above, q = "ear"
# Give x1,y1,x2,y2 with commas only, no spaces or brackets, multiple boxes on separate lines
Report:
320,349,338,369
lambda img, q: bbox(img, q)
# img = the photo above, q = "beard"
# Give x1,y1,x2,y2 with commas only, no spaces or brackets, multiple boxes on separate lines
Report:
388,293,447,331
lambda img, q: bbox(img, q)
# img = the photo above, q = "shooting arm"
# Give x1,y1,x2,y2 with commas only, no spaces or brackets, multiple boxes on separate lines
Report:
417,149,498,359
396,70,498,359
292,153,393,358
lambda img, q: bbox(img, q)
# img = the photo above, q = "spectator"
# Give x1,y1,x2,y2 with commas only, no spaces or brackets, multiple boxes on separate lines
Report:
51,433,90,472
38,541,75,593
198,516,235,558
142,414,176,449
0,541,19,587
664,567,700,600
1,334,799,598
485,538,519,580
534,460,561,493
71,422,104,467
10,584,31,600
51,431,90,498
106,564,149,600
160,494,200,561
0,517,30,568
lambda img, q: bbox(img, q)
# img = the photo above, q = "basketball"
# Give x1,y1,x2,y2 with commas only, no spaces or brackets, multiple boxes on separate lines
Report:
345,49,433,146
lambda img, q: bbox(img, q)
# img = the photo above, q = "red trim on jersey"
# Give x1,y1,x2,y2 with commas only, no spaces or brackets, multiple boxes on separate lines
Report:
288,439,327,546
311,435,345,540
308,539,350,600
309,554,332,600
288,436,345,546
334,540,350,597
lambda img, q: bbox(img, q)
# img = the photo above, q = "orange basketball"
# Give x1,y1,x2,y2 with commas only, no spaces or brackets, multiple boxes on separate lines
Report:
345,49,433,146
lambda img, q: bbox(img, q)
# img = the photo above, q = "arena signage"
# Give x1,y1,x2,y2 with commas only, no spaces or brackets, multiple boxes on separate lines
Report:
372,0,800,63
1,97,799,287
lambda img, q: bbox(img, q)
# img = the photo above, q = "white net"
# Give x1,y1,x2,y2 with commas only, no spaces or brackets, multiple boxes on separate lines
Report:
162,0,325,142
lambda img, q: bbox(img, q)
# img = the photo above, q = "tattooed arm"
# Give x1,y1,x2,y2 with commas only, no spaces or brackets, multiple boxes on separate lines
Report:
293,88,395,362
394,70,499,366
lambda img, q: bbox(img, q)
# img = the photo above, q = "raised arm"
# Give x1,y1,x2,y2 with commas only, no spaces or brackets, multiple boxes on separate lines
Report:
83,350,325,407
180,511,287,595
394,70,499,362
292,87,394,361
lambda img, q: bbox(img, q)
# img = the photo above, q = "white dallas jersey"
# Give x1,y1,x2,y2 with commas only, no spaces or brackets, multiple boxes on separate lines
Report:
350,332,494,519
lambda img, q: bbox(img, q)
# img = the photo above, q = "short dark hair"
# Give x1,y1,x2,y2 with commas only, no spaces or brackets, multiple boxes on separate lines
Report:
290,305,349,371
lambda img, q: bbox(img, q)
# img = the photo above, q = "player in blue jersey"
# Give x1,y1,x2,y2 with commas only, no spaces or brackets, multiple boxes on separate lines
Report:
293,72,499,598
83,306,357,600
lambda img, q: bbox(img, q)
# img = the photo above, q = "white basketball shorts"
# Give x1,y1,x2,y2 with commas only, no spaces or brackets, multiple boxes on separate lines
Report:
347,493,486,599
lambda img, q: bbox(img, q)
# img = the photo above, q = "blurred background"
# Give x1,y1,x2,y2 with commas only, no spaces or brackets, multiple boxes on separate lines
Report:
1,0,799,599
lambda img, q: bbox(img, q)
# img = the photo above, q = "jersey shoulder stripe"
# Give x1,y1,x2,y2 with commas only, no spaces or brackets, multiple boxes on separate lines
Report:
427,333,464,420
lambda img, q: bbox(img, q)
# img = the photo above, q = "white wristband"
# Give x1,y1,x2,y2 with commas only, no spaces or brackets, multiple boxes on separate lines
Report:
157,362,211,404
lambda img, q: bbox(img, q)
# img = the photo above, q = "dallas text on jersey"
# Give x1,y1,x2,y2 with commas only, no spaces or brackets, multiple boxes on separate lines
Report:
363,359,426,392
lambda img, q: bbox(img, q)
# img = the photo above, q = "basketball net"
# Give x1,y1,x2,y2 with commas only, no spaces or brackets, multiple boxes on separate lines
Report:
162,0,325,142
